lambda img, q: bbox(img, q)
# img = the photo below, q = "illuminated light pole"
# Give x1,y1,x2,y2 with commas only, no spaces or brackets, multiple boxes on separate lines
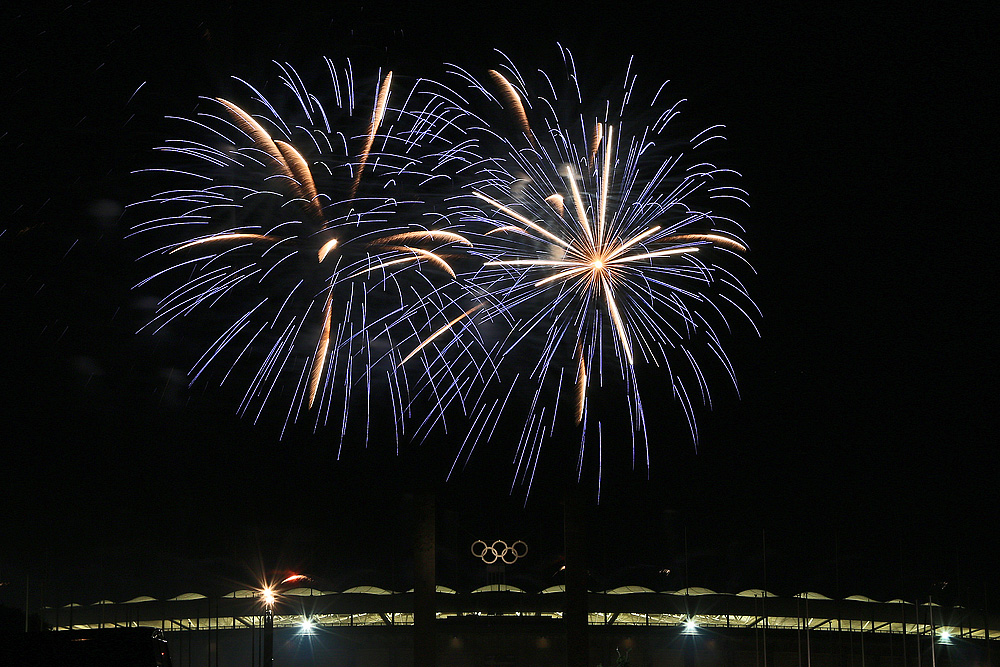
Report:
929,595,938,667
262,587,275,667
258,574,306,667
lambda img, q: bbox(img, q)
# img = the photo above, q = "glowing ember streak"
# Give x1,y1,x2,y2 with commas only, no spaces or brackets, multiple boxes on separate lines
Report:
488,69,536,149
575,341,587,425
351,71,392,198
400,303,484,367
215,98,285,165
170,233,275,252
545,194,565,218
588,123,603,169
402,247,457,278
374,230,472,246
347,255,422,278
215,99,311,206
662,233,747,252
317,238,338,263
347,247,456,279
308,290,333,409
274,140,322,218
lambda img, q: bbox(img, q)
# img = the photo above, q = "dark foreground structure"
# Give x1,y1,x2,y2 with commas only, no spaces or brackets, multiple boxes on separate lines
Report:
3,627,172,667
40,585,999,666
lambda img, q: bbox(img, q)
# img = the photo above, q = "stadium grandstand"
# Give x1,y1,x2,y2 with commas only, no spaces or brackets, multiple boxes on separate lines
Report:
40,584,999,666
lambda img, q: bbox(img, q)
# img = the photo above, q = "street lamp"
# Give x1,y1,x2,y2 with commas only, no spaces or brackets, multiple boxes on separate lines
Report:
261,589,275,667
259,573,310,667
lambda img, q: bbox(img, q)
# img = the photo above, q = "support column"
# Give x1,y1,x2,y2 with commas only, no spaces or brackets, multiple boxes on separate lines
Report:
414,492,436,667
564,487,588,667
262,607,273,667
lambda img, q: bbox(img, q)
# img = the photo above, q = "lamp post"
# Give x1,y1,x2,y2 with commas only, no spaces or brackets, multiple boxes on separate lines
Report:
262,587,275,667
259,573,308,667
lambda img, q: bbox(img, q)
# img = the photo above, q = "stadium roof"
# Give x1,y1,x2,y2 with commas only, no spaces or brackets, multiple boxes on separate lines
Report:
42,585,999,641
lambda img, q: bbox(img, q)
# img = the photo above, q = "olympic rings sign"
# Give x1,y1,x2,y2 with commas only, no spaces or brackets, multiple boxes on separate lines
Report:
471,540,528,564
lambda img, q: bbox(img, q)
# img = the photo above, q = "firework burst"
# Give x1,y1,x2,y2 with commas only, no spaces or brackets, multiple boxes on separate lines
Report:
129,60,471,444
422,48,758,495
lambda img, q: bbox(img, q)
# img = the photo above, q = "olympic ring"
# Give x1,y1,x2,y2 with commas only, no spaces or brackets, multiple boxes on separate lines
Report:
471,539,528,564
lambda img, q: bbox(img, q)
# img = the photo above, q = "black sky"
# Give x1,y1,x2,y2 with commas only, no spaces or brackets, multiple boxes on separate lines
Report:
1,2,995,615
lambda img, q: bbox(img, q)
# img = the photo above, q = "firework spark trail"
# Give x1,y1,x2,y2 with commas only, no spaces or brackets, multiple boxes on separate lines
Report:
128,52,757,488
487,70,537,150
131,62,475,443
415,48,758,491
350,72,393,199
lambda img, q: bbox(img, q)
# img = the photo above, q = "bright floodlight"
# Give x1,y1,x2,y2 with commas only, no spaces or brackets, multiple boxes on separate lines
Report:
262,587,276,606
683,618,698,634
300,618,315,635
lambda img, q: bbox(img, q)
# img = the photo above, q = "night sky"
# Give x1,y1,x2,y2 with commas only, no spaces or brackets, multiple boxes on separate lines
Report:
1,3,995,618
